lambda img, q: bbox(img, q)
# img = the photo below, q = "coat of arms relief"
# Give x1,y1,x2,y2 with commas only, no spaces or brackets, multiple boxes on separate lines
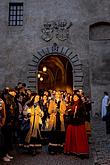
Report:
41,19,72,42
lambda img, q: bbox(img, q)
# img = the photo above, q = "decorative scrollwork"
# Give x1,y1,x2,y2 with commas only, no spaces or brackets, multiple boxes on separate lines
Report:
41,19,72,42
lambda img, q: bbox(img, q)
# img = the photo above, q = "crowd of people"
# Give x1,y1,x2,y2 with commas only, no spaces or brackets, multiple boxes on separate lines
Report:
0,82,92,162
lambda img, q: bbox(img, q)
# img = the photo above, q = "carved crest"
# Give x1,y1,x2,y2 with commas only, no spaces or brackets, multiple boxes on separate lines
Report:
41,19,72,42
56,19,72,41
41,22,54,42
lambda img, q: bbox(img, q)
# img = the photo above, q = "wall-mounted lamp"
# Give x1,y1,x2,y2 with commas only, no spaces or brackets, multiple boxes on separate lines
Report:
38,73,40,78
40,77,43,81
43,66,47,72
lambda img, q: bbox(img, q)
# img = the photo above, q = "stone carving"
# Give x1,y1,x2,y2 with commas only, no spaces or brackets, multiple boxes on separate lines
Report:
41,19,72,41
56,20,72,41
52,43,59,52
41,22,54,41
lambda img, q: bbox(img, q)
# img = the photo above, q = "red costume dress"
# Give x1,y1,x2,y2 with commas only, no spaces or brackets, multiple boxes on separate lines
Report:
64,101,89,157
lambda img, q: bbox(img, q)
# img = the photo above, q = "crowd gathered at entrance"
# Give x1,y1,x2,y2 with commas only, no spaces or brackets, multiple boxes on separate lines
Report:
0,82,92,162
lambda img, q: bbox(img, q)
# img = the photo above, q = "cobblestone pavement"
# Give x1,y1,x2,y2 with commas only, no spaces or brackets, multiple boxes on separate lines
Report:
91,117,110,165
0,118,110,165
0,150,93,165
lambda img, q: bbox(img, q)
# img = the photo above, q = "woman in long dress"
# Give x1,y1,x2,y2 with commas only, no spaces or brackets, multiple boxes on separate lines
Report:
24,94,43,155
64,94,89,159
101,91,109,120
48,92,66,154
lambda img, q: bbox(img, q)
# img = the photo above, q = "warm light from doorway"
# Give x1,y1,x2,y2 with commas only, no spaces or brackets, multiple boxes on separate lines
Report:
38,73,40,78
40,77,43,81
43,66,47,72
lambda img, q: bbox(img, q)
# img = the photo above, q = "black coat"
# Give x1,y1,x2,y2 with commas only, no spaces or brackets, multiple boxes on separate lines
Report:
68,104,86,126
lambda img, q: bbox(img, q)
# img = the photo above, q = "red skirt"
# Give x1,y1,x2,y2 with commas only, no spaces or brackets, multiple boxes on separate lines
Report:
64,124,89,155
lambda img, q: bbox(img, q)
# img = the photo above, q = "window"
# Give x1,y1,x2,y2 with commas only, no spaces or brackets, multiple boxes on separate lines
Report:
89,22,110,40
9,3,23,26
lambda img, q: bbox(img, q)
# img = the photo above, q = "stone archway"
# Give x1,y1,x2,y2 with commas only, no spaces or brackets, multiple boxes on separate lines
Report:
27,43,83,92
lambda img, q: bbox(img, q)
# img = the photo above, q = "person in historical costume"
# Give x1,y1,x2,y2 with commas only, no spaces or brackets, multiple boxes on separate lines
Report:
64,94,73,131
0,95,14,162
40,94,49,130
78,89,92,141
64,94,89,159
105,100,110,134
1,89,17,160
101,92,109,120
24,94,43,155
17,93,28,146
48,91,66,154
82,96,92,142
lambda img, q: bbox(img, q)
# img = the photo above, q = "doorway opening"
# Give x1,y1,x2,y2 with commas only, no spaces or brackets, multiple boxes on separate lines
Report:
28,44,83,93
38,55,73,94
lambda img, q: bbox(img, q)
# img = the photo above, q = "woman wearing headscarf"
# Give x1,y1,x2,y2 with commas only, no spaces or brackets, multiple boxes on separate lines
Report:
24,94,44,155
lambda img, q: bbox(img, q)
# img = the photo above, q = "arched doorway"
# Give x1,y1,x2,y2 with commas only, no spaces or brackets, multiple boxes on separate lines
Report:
38,55,73,93
28,43,83,93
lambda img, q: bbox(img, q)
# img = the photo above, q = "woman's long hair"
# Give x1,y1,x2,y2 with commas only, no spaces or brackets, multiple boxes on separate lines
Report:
72,94,83,110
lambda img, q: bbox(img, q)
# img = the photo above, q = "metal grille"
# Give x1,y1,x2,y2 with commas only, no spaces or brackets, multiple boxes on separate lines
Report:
8,3,23,26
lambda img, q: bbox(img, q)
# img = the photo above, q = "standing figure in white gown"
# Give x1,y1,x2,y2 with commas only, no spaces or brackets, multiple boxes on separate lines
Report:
101,92,109,119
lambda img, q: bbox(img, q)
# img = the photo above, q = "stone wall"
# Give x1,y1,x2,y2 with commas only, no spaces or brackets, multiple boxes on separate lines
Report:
0,0,110,114
89,40,110,115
